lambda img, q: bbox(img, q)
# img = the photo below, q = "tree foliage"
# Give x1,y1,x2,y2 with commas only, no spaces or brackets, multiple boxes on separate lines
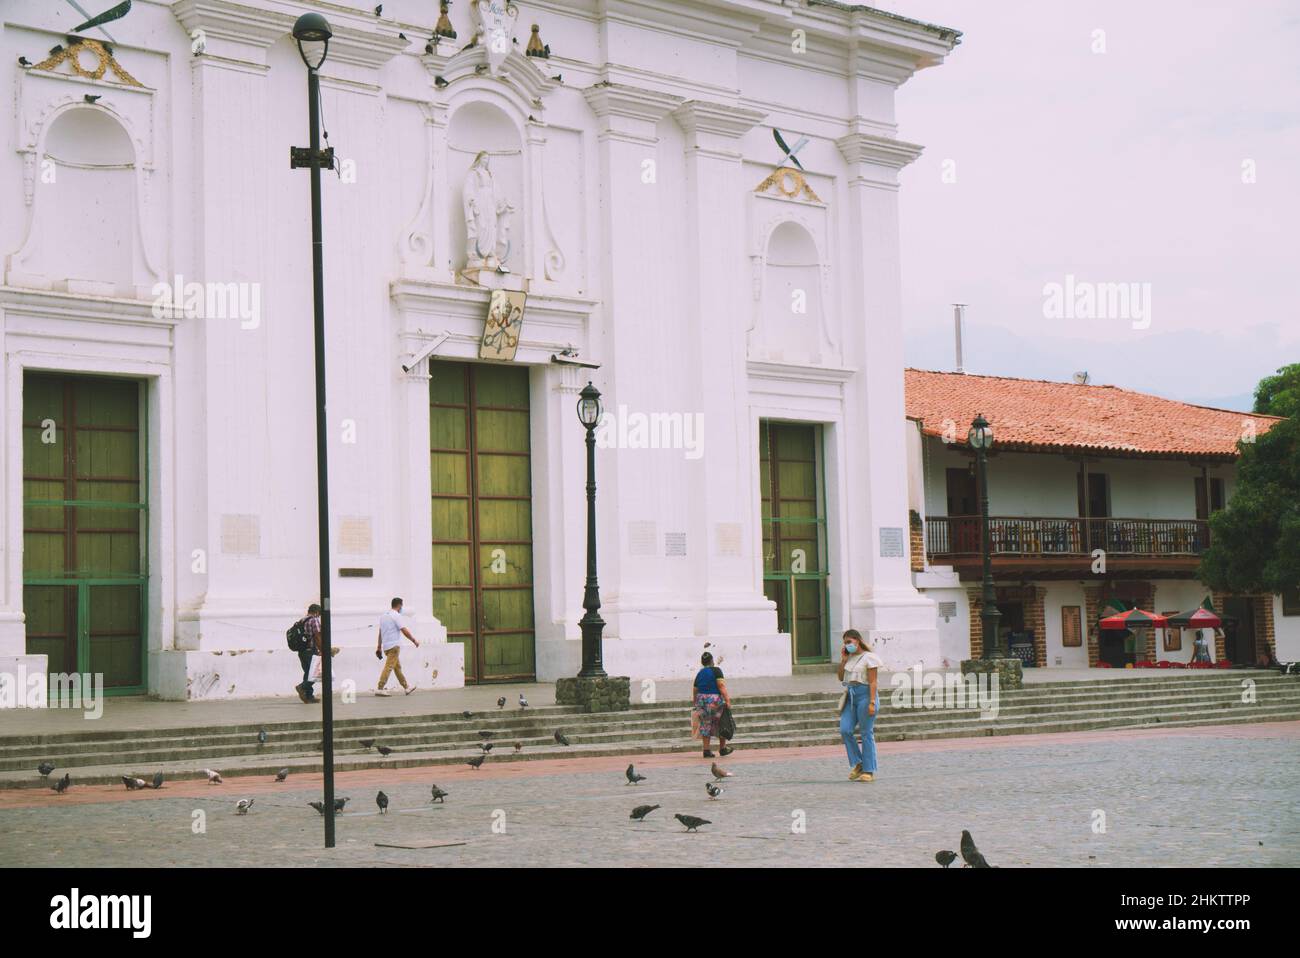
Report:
1199,370,1300,593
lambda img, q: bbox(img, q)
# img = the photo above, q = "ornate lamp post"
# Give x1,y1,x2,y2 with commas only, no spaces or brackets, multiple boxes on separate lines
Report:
290,12,337,849
576,382,607,678
968,414,1002,659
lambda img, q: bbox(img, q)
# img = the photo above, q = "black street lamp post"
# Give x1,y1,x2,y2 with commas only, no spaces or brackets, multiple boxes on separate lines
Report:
576,382,607,678
290,12,337,849
968,413,1002,659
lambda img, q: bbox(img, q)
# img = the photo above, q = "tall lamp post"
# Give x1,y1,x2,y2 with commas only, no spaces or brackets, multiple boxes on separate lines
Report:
290,12,337,849
968,414,1002,659
576,383,607,678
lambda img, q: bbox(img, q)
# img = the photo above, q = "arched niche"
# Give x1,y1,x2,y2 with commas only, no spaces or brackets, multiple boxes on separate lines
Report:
753,219,832,365
9,105,157,296
446,99,525,274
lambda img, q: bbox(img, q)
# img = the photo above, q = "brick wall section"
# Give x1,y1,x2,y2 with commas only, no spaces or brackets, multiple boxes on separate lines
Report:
909,510,924,573
1256,595,1276,662
1084,586,1101,666
1212,590,1230,661
1028,586,1048,667
966,587,984,659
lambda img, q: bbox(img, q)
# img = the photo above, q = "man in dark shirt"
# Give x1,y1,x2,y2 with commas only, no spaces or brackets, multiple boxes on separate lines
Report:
295,603,323,703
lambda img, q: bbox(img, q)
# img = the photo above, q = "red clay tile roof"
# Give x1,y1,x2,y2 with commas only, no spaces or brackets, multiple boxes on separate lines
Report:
904,369,1282,460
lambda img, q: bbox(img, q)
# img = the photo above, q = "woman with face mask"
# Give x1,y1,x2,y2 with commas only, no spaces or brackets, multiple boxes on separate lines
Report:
836,629,883,781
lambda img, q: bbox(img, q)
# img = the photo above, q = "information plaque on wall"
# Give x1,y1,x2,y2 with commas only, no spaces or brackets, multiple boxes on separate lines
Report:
879,527,905,558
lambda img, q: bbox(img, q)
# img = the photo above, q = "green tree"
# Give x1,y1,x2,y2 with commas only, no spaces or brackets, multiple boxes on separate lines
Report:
1253,362,1300,417
1199,366,1300,593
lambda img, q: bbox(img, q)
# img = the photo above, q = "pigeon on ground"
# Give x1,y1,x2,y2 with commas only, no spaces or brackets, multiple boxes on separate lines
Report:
480,742,494,753
935,850,958,869
518,693,529,709
629,804,660,821
461,710,474,720
466,754,486,770
334,797,349,812
257,728,268,744
478,730,494,740
122,776,147,790
203,769,223,784
376,745,393,756
359,739,376,750
626,764,647,785
710,763,732,781
236,799,254,815
513,741,523,753
960,830,992,868
151,772,164,790
430,785,449,803
376,791,389,814
52,773,71,794
675,814,710,832
705,782,722,800
309,801,326,815
37,762,55,777
497,696,507,709
554,730,570,746
274,768,290,783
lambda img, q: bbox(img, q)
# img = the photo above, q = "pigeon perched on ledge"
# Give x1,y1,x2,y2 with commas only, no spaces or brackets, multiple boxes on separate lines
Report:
37,762,55,777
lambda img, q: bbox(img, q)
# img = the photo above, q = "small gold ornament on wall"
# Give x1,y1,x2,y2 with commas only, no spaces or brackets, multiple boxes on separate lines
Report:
31,38,142,88
754,166,822,203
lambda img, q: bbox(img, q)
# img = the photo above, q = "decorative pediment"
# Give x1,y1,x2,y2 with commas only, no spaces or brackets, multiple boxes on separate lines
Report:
424,43,558,109
27,38,142,88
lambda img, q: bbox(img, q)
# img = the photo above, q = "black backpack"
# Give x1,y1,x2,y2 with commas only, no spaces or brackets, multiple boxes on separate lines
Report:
286,617,309,652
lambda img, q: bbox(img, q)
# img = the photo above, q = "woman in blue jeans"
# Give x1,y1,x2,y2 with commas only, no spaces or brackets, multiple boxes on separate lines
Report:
836,629,882,781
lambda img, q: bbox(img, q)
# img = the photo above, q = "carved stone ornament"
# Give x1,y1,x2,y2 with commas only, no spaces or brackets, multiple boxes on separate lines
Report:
754,166,822,203
30,38,142,88
470,0,519,76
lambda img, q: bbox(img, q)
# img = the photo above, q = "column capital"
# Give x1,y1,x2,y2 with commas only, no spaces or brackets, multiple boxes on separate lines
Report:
583,83,684,145
836,128,923,187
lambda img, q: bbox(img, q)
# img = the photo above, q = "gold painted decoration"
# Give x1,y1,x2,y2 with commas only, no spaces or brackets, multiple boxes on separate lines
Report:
31,38,142,88
754,166,822,203
479,289,526,361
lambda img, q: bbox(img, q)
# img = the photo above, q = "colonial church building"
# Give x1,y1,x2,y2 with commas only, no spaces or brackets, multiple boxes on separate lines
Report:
0,0,958,701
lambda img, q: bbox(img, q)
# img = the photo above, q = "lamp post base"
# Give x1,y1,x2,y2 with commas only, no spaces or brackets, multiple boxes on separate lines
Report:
556,675,631,713
959,656,1024,691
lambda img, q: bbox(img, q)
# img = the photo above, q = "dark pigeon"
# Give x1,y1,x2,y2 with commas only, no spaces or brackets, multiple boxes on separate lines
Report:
275,768,290,782
376,745,393,756
497,696,507,709
626,764,646,785
478,730,494,740
257,728,268,744
37,762,55,777
629,804,660,821
151,772,164,790
430,785,449,803
376,791,389,814
333,797,349,812
466,754,486,770
480,742,494,753
675,814,710,832
936,850,958,869
705,782,722,799
554,730,571,747
52,773,71,794
309,801,326,815
461,710,474,720
960,830,992,868
513,741,523,753
359,739,376,750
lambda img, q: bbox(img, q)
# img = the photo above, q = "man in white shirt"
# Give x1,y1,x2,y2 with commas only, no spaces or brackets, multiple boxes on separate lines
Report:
375,597,420,696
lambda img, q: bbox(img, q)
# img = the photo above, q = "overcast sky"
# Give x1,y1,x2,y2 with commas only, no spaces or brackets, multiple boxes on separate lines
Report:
886,0,1299,410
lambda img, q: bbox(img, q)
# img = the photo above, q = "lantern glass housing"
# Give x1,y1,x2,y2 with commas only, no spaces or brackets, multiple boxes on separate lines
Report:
968,414,993,450
293,13,332,69
577,383,602,427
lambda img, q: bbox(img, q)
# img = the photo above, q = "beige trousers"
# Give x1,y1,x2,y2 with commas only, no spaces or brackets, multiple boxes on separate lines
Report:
377,647,408,690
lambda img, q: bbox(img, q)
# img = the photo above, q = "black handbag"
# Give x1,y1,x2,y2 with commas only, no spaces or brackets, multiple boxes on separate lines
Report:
718,703,736,740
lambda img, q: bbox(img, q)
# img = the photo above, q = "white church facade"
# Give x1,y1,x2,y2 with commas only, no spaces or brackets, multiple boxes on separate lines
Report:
0,0,959,701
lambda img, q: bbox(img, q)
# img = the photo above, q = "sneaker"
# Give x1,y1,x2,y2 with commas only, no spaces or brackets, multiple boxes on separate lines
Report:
719,746,734,756
702,751,715,758
295,685,309,704
404,685,418,696
375,689,392,697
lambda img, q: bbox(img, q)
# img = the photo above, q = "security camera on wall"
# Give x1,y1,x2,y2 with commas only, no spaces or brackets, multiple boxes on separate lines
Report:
401,332,451,373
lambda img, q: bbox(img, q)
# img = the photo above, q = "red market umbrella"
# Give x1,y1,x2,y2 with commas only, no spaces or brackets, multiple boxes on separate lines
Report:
1099,608,1168,630
1165,607,1222,629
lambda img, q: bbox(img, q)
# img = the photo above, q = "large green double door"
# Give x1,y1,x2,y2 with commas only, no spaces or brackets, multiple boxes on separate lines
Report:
430,362,536,682
760,421,830,663
23,373,147,694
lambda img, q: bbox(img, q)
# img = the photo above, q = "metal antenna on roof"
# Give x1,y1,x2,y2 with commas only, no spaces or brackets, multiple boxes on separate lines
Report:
952,304,966,374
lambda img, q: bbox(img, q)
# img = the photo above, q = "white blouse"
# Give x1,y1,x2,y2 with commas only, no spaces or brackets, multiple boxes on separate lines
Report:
842,650,883,686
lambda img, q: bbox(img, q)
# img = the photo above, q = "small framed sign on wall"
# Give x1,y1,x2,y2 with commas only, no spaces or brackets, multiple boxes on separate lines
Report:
1162,611,1182,651
1061,605,1082,648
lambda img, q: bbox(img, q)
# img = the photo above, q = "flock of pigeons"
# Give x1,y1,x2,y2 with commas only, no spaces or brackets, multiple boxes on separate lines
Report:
935,830,996,868
625,761,732,833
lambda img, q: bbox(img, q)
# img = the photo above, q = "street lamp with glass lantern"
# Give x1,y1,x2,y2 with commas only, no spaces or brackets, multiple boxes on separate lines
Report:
968,413,1003,659
576,382,607,678
291,11,337,849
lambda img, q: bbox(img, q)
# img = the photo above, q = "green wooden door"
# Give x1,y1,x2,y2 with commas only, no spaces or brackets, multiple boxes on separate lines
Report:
760,421,829,663
430,362,536,683
23,373,147,694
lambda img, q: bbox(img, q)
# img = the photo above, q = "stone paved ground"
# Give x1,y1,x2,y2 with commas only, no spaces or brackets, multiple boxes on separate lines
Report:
2,722,1296,868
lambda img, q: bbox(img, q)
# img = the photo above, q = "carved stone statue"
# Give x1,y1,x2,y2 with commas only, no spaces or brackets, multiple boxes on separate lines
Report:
462,151,516,272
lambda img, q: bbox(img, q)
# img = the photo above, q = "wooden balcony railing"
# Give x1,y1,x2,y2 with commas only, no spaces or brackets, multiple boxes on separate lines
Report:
925,516,1210,559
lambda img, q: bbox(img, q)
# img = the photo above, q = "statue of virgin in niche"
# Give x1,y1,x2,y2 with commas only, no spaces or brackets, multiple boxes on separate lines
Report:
463,150,515,271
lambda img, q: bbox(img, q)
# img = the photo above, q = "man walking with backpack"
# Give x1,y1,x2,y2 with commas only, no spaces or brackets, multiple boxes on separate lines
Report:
290,603,323,703
375,597,419,697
